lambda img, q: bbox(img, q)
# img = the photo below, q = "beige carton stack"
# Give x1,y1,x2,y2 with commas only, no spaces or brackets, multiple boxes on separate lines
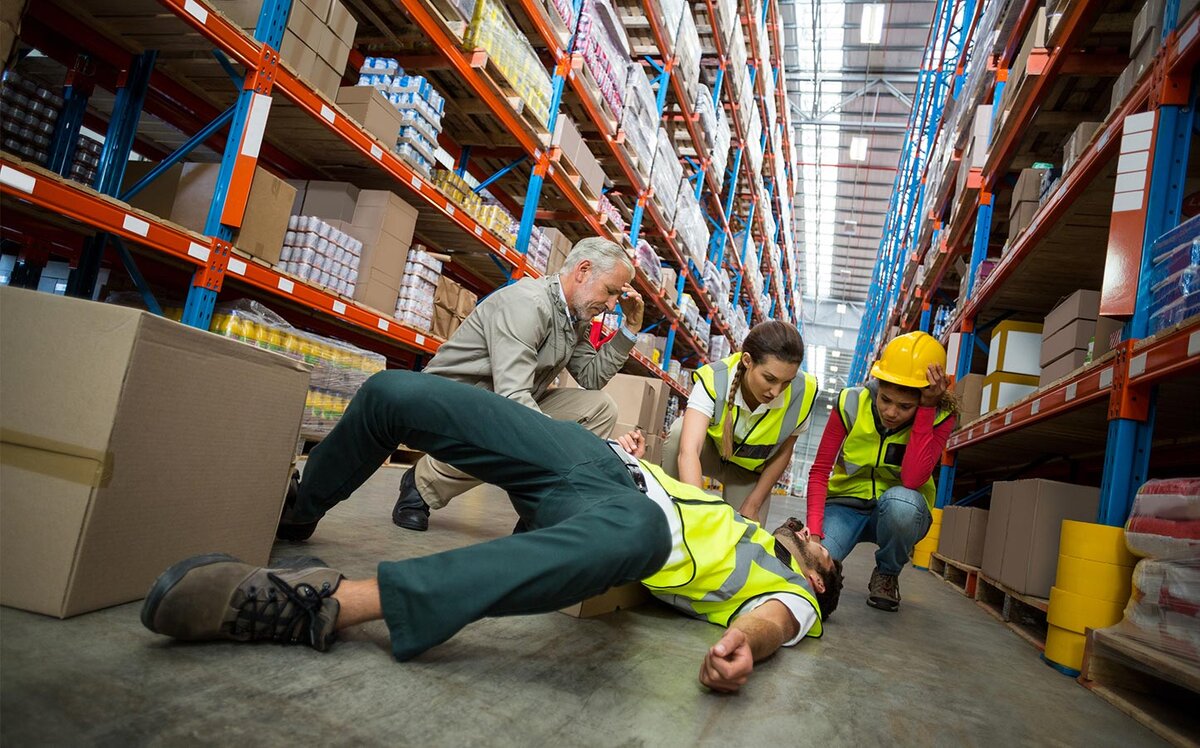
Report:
551,114,605,201
603,373,672,462
1039,290,1100,386
1008,168,1043,244
431,277,478,339
543,227,574,274
349,189,419,313
335,85,404,146
211,0,357,98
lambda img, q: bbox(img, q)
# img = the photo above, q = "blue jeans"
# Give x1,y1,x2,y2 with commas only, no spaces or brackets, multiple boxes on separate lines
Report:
820,487,933,576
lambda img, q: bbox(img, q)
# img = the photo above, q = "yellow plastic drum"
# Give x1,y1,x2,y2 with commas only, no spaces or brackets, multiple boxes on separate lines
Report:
1059,520,1137,566
1054,554,1134,604
1047,586,1126,635
1044,624,1087,671
912,549,933,568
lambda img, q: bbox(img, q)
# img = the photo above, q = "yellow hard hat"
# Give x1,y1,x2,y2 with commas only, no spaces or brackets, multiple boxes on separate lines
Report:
870,331,947,388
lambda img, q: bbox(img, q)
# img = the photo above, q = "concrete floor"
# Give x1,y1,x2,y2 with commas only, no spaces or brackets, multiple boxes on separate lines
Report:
1,464,1163,747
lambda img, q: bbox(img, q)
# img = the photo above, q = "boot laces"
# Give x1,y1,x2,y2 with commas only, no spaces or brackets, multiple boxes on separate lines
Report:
235,573,334,646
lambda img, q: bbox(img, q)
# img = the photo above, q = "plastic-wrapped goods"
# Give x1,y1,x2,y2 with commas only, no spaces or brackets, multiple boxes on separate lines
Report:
694,86,718,150
546,0,575,30
673,185,710,268
1148,219,1199,335
394,246,444,332
633,240,662,288
279,215,364,297
577,0,630,122
650,127,682,224
207,299,385,439
1094,478,1200,676
730,304,749,345
651,0,685,51
620,63,659,180
713,0,737,43
526,225,552,273
674,8,701,101
728,25,747,98
465,0,553,125
703,260,730,303
710,105,732,190
357,58,446,176
432,169,485,217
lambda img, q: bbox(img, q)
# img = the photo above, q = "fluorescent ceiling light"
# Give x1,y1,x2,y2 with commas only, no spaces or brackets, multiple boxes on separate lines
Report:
861,4,885,45
830,351,840,357
849,136,869,162
829,365,838,372
836,303,847,314
834,329,844,338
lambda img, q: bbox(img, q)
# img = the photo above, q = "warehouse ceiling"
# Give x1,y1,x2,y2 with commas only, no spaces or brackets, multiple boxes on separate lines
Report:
781,0,935,307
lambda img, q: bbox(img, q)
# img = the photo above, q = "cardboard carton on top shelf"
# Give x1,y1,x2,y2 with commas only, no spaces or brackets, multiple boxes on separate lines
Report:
998,479,1100,597
0,287,311,617
299,0,334,24
309,61,344,100
1011,169,1044,214
299,180,360,223
336,86,405,146
1009,201,1040,240
1130,0,1165,57
1063,122,1102,172
326,0,358,43
1039,350,1089,386
279,30,320,80
353,189,419,249
1091,316,1125,358
1043,289,1101,337
122,161,296,266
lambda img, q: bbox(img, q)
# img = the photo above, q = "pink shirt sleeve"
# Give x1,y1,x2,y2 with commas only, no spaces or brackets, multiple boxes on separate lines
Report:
900,407,957,489
805,414,848,538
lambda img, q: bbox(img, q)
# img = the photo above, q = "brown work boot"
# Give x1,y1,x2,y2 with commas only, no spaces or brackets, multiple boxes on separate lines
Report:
867,568,901,612
141,553,344,651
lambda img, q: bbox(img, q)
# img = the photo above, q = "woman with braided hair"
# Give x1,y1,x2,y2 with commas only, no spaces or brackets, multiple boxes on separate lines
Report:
661,320,819,524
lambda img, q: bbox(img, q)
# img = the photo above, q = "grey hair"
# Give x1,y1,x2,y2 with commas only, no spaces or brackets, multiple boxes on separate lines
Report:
561,237,633,276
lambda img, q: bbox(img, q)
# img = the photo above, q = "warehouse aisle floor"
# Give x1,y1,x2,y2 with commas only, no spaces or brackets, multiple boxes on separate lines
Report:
2,464,1162,746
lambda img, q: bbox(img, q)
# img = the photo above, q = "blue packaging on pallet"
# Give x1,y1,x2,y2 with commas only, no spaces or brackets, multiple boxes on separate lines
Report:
1148,293,1200,335
1150,266,1197,308
1149,236,1200,290
1150,213,1200,264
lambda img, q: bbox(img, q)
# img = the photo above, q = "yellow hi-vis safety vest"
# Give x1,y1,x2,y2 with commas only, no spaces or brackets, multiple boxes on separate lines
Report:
692,353,818,473
637,461,824,635
827,383,953,510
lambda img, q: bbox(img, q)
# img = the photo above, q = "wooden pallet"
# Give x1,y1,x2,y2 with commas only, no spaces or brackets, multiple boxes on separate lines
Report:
1080,628,1200,748
928,553,981,598
975,572,1050,652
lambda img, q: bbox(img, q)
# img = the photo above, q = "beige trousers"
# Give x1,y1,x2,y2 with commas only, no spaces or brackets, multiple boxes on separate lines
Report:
414,387,619,509
661,417,770,519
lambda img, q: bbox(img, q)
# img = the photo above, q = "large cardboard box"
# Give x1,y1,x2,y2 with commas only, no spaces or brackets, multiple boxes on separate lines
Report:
1009,201,1040,238
987,320,1043,376
1043,289,1101,337
982,370,1039,413
122,162,296,265
1063,122,1102,172
309,61,344,100
603,374,659,432
560,582,649,617
1040,318,1095,367
1040,350,1089,386
956,373,985,424
353,189,420,246
348,190,417,314
939,506,990,566
326,0,358,42
299,180,360,223
982,482,1013,580
999,479,1100,597
1092,315,1124,358
336,86,404,146
642,377,673,437
280,28,320,80
0,288,311,617
1011,169,1043,213
1130,0,1165,56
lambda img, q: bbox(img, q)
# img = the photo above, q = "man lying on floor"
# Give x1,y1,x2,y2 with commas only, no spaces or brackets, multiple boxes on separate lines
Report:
141,370,843,692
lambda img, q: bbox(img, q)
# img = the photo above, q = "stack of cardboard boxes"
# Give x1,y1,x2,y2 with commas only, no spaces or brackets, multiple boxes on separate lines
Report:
432,276,478,339
212,0,357,99
1039,290,1100,386
544,227,575,274
954,372,985,425
993,6,1048,134
937,506,990,567
955,104,992,197
551,113,605,201
601,373,674,462
1062,121,1102,174
1112,0,1167,115
334,85,405,147
981,479,1100,598
1008,168,1045,246
982,320,1042,414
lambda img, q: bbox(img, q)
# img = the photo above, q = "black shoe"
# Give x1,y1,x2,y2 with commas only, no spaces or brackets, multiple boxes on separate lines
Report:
866,568,901,612
276,469,320,542
392,468,430,531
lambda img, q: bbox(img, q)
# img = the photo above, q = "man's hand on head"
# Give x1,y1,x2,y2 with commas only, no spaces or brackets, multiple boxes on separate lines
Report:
699,628,754,693
619,283,644,331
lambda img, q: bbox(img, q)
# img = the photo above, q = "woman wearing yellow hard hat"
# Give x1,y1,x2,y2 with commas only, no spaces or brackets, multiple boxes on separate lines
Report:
805,331,958,612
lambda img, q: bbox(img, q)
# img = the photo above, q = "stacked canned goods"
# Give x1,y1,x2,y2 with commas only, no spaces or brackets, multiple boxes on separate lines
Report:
1,70,62,168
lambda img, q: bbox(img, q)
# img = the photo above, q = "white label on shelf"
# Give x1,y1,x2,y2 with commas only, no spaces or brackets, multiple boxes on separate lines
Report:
445,203,455,216
1097,128,1111,149
1005,413,1013,426
240,94,272,159
122,214,150,237
984,422,991,434
377,318,390,331
1031,399,1040,416
1100,367,1114,389
415,334,425,346
183,0,208,23
1115,171,1146,193
474,225,483,236
1066,383,1078,401
1112,189,1144,213
1121,129,1153,154
320,105,335,123
410,175,422,190
1117,150,1150,174
1130,352,1148,378
187,242,209,262
332,300,347,314
1123,110,1156,134
370,144,383,160
227,257,247,276
1190,331,1200,357
0,166,35,194
1181,15,1199,49
968,429,975,440
277,277,294,293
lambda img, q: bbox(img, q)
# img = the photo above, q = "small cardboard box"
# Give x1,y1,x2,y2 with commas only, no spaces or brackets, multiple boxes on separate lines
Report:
999,479,1100,597
1039,350,1089,386
0,288,311,617
1043,289,1101,337
982,482,1013,581
603,374,659,432
939,506,990,566
560,582,649,618
1009,201,1040,238
987,320,1043,376
336,86,405,146
981,370,1039,413
936,507,961,559
353,190,419,248
1092,316,1124,357
1011,169,1043,214
299,180,360,223
326,0,358,42
956,373,985,424
1063,122,1102,171
309,60,344,100
1130,0,1165,56
1040,318,1095,367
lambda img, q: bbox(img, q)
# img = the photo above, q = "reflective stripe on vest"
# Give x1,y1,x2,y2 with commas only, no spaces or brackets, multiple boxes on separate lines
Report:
693,353,819,473
639,461,823,636
828,383,952,509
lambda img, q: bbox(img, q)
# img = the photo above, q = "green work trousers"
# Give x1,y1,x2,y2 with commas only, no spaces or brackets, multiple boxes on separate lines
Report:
295,370,672,661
